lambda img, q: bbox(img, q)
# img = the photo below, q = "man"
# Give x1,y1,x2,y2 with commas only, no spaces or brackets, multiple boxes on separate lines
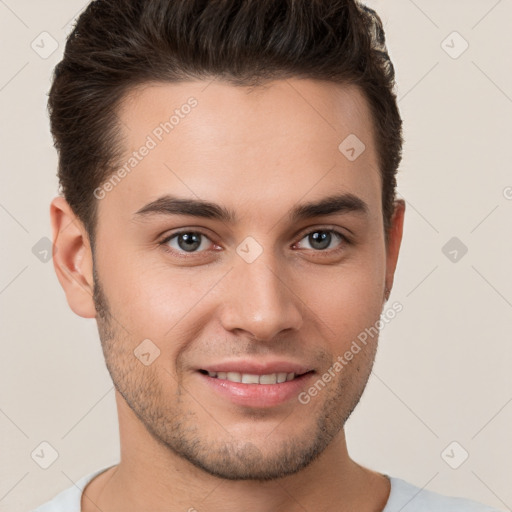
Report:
34,0,501,510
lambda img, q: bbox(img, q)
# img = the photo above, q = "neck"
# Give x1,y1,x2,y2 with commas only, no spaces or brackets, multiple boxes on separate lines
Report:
83,394,390,512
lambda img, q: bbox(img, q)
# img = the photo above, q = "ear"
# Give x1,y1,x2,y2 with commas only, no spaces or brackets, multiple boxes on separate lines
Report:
50,196,96,318
384,199,405,301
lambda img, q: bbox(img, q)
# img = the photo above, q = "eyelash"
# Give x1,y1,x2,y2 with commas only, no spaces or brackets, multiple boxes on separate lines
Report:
158,227,351,259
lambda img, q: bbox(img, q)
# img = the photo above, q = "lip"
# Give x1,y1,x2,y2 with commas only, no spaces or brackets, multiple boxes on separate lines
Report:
196,360,315,408
199,360,313,375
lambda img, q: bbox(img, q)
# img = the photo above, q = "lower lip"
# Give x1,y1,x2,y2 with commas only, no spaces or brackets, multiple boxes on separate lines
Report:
198,371,315,408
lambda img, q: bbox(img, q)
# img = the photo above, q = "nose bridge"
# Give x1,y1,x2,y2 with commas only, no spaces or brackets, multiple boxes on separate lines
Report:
219,246,303,340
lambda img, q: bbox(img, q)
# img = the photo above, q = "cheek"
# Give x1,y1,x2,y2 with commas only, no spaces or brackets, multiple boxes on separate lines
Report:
299,251,386,345
97,229,386,348
100,251,220,340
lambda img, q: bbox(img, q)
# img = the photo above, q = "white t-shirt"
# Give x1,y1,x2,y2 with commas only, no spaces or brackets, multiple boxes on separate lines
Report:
32,465,502,512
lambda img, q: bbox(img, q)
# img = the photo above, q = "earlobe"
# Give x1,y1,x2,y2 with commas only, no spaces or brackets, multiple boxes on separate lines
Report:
50,196,97,318
384,199,406,300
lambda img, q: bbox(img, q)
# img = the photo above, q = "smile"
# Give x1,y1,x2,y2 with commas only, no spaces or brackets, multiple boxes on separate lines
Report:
199,370,301,385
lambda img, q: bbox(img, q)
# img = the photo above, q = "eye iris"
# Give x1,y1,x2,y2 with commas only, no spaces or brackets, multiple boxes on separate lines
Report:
309,231,331,250
178,232,201,252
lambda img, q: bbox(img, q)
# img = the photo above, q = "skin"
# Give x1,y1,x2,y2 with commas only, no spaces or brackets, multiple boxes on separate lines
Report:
50,78,405,512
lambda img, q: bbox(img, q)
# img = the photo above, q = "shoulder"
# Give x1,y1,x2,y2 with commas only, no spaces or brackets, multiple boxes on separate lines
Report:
383,476,503,512
30,465,115,512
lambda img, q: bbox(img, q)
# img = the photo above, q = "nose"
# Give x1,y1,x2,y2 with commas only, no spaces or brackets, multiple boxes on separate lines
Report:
219,252,304,342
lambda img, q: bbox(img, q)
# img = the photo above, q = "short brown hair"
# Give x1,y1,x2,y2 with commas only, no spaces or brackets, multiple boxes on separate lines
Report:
48,0,403,245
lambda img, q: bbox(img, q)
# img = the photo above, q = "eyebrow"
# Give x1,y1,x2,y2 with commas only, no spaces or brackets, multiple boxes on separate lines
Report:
133,192,369,224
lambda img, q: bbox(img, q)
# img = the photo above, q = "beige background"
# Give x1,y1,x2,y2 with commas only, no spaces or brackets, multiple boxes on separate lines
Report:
1,1,511,511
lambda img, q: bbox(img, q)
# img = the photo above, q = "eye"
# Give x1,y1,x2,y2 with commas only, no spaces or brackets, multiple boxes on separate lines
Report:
295,229,346,252
159,227,349,258
161,231,214,254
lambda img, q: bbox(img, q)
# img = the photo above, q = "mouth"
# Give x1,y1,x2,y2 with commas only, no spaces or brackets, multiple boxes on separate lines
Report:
197,369,312,385
196,366,316,407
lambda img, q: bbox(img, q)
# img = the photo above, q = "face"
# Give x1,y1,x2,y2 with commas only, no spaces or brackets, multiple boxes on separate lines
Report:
89,78,401,480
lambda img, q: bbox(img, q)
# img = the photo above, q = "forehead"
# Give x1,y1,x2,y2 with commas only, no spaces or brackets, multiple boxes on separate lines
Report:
100,78,382,226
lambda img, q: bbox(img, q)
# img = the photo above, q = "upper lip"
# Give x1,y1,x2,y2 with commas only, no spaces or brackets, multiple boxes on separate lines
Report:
199,360,314,375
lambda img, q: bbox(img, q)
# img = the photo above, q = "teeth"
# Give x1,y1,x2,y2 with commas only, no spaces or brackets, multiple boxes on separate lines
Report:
205,371,297,384
259,373,277,384
241,373,260,384
226,371,241,382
